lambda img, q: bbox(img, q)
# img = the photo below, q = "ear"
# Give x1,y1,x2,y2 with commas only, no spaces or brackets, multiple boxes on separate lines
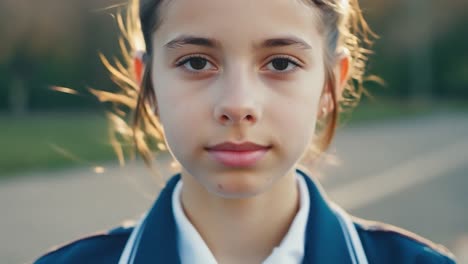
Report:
335,48,350,101
133,50,146,85
317,49,350,118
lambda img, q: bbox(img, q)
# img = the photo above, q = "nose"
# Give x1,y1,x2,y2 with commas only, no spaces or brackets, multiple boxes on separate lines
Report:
213,71,261,126
214,105,258,126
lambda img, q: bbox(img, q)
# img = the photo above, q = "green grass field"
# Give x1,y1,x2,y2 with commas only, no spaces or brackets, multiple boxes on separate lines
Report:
340,99,429,126
1,99,466,179
0,113,116,178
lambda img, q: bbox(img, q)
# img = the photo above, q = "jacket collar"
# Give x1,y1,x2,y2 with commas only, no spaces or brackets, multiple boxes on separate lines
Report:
132,168,352,264
298,169,353,264
132,174,181,263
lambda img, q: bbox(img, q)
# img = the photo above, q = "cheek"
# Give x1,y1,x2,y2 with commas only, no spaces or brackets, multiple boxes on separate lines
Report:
151,73,210,153
270,95,319,141
269,74,324,151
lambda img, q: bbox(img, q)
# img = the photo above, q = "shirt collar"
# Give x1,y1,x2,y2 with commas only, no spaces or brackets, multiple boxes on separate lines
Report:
171,180,216,264
172,172,310,264
131,168,353,264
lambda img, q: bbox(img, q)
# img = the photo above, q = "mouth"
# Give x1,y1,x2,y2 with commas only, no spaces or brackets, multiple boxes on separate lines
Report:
205,142,272,167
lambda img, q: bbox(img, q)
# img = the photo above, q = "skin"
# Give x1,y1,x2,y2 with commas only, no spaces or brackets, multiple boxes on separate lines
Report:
136,0,349,262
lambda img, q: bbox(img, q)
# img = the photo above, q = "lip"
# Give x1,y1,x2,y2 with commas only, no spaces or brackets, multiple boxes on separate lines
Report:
205,142,271,167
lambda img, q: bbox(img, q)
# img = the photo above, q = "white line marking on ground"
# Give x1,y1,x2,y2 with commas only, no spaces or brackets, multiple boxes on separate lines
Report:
329,138,468,211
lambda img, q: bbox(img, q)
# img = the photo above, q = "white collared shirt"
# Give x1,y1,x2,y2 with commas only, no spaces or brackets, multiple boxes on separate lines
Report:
172,172,310,264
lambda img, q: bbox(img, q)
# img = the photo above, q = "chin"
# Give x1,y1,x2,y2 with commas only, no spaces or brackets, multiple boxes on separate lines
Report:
203,170,274,199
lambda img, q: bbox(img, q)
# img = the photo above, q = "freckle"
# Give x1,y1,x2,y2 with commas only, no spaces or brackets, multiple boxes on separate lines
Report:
217,183,223,190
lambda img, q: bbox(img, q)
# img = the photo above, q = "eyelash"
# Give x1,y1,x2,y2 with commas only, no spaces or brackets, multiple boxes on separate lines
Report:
174,54,302,74
175,55,212,68
267,55,302,73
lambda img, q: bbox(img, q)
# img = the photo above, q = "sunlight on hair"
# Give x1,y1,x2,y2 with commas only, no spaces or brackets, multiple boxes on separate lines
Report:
157,142,167,151
89,0,169,187
116,0,146,52
50,86,79,95
50,143,87,164
50,143,111,176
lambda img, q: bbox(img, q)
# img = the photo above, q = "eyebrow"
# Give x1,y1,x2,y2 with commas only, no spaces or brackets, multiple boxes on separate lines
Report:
259,36,312,50
164,35,312,50
164,35,220,49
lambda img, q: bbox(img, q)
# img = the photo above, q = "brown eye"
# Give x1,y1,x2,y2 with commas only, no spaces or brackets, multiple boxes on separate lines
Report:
188,57,208,70
266,56,301,73
176,55,215,72
271,58,289,71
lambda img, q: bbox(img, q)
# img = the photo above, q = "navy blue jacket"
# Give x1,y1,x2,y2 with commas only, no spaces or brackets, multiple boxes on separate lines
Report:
34,169,456,263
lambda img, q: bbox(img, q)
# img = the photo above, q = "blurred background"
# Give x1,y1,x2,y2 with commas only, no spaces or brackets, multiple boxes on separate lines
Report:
0,0,467,263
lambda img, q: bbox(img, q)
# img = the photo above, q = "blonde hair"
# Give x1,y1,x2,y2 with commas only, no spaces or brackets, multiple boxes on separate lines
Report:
92,0,377,180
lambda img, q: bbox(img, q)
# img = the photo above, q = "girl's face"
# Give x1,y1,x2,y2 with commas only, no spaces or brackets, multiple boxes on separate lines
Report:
151,0,326,198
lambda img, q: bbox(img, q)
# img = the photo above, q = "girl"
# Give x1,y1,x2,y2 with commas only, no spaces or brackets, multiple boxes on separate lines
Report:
35,0,456,263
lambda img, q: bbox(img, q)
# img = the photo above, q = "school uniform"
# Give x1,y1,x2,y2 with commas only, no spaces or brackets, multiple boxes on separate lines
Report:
34,168,456,264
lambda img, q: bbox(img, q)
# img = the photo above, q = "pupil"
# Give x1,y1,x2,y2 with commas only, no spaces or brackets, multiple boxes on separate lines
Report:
272,59,288,71
190,58,207,70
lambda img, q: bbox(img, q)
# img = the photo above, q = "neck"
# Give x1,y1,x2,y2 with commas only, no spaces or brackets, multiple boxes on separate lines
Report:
180,169,300,264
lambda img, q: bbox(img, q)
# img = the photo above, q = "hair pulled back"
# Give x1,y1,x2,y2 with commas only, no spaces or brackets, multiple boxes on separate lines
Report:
92,0,376,178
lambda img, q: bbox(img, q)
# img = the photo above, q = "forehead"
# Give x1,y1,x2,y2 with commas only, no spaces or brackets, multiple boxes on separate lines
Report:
154,0,323,49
